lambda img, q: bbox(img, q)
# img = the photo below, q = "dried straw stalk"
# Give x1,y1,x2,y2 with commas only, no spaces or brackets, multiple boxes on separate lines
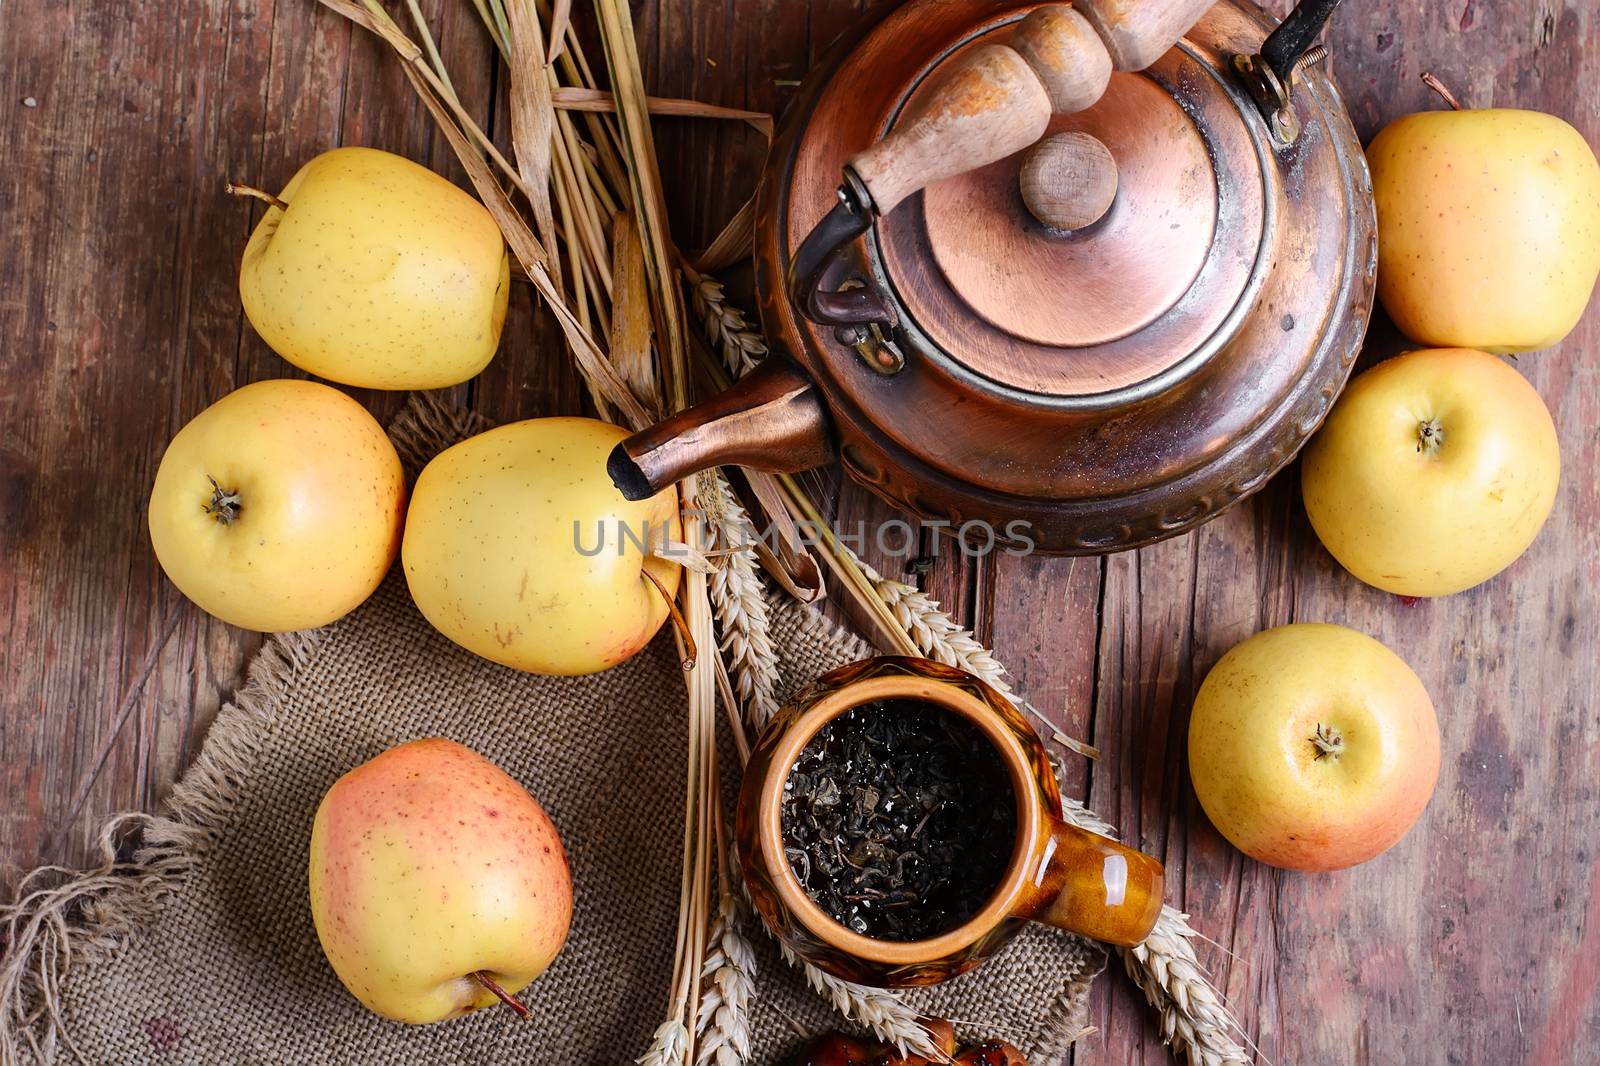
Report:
315,0,654,430
553,87,773,137
588,4,721,1059
594,0,689,410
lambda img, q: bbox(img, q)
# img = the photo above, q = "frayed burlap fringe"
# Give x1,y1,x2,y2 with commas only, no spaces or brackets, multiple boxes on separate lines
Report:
0,632,324,1066
1032,943,1107,1059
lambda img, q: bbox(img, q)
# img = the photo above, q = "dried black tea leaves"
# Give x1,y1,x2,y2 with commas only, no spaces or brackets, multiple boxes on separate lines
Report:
780,699,1016,942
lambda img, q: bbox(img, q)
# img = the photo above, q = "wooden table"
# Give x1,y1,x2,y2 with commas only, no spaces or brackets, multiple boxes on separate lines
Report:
2,1,1596,1062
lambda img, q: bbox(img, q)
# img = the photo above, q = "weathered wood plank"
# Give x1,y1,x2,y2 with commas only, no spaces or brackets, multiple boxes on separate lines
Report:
1081,2,1600,1062
982,553,1104,801
0,0,503,883
0,0,285,880
3,2,1598,1065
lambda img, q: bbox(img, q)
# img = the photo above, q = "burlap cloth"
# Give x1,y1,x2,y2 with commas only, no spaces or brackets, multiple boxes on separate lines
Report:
0,397,1102,1066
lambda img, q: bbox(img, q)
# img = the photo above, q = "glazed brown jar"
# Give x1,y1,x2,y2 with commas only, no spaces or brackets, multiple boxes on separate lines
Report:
736,657,1163,987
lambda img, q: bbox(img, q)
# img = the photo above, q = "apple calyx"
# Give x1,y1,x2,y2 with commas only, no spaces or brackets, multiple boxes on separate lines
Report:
1420,72,1464,112
470,971,531,1019
1310,723,1345,761
205,476,243,525
225,181,290,213
1415,418,1446,456
641,566,696,671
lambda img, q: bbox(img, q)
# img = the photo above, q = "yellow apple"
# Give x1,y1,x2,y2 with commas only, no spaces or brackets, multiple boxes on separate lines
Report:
1188,624,1440,872
401,417,681,675
239,146,510,389
148,379,405,631
1367,105,1600,352
1302,347,1559,597
309,738,572,1023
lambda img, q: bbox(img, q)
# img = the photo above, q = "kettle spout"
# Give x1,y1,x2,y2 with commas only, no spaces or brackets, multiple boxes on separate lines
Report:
607,359,836,500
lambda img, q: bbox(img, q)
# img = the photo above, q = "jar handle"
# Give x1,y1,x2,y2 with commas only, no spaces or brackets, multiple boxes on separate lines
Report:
1024,817,1164,948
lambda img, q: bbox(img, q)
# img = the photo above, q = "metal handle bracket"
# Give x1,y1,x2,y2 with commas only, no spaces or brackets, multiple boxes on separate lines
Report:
1232,0,1343,145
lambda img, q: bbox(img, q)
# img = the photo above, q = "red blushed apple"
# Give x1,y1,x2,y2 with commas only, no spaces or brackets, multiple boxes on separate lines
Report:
1187,624,1440,872
308,738,572,1023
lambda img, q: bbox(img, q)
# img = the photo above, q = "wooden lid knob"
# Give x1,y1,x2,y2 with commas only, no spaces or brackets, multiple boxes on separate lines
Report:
1019,132,1118,231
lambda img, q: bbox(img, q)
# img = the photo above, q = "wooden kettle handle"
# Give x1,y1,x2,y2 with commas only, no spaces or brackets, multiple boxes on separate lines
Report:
847,0,1213,216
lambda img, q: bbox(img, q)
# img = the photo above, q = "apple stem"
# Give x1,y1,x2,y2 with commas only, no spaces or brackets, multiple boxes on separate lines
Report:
205,475,242,525
470,971,531,1019
225,181,290,213
1311,723,1345,761
1415,417,1446,456
642,566,696,672
1420,72,1464,112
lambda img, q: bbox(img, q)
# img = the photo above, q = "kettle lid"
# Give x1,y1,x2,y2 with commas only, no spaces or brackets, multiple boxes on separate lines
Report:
874,40,1268,397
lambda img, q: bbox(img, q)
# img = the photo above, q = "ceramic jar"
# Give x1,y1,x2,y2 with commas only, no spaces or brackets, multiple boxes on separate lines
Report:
735,656,1164,987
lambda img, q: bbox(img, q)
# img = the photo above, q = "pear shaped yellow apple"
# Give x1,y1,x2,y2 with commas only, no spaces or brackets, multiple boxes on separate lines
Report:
148,379,406,631
401,417,682,675
239,147,510,389
1302,348,1560,597
1189,624,1439,872
309,738,572,1023
1367,99,1600,353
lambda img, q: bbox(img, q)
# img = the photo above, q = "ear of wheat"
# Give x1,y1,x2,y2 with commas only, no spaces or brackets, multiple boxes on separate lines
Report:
1123,912,1252,1066
1059,801,1251,1066
706,474,781,731
638,1019,689,1066
774,938,944,1058
686,263,767,378
694,894,757,1066
849,552,1096,759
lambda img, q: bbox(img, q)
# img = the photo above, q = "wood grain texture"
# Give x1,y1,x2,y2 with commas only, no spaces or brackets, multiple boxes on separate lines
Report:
2,1,1597,1064
1074,4,1600,1063
850,42,1055,214
1076,0,1217,71
1018,131,1119,231
1013,6,1114,115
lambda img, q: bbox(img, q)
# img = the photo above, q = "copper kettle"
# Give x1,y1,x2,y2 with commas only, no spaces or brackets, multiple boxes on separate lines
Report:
610,0,1374,554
